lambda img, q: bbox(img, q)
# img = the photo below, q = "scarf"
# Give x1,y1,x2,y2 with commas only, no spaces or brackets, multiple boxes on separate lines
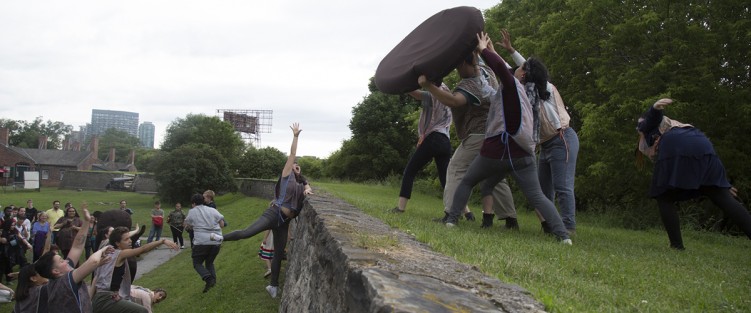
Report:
524,82,541,144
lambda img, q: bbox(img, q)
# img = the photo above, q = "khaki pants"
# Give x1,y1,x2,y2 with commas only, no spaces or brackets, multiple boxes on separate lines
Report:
443,134,516,218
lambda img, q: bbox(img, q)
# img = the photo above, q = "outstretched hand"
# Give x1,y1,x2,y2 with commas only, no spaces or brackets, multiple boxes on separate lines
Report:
499,29,514,53
476,32,490,51
290,123,302,137
653,98,673,110
161,239,180,251
81,202,91,222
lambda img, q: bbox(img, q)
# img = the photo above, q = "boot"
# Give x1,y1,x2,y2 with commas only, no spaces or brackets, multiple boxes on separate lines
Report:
481,213,495,228
505,217,519,230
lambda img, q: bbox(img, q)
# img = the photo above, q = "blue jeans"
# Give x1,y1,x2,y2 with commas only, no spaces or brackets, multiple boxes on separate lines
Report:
450,155,569,239
538,127,579,230
147,225,162,243
399,132,452,198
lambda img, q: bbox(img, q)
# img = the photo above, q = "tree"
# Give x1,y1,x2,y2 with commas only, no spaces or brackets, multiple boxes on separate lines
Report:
152,143,238,204
296,156,324,180
0,117,72,149
237,146,286,179
327,78,419,181
134,147,160,172
484,0,751,228
97,128,141,162
161,114,246,168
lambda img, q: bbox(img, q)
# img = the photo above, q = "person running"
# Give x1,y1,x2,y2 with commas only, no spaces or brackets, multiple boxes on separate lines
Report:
185,194,224,293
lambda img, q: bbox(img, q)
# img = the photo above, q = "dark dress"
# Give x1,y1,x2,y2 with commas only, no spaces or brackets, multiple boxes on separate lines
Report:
640,106,730,200
650,127,731,200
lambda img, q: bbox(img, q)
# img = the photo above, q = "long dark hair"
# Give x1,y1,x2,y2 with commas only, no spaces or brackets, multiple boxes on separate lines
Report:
524,57,551,101
15,265,40,301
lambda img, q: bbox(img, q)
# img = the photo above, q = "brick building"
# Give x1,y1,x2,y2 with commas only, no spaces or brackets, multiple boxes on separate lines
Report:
0,128,136,188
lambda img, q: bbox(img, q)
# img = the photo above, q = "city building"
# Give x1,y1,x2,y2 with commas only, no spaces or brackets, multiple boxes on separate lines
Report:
138,121,155,149
89,109,139,138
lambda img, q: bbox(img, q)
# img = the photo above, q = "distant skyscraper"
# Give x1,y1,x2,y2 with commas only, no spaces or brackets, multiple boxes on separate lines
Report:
138,121,156,149
90,109,139,138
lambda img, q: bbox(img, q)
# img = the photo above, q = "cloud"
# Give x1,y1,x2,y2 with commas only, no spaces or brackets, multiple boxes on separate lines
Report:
0,0,498,157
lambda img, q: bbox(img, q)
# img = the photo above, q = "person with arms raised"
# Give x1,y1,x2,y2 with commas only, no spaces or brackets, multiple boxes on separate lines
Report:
222,123,313,298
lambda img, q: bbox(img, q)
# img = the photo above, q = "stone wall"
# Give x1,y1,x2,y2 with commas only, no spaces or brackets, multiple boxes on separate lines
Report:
60,171,158,193
237,178,276,201
60,171,120,190
281,192,547,313
133,173,158,193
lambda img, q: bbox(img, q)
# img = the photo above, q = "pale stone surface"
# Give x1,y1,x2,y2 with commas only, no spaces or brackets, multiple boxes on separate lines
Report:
281,192,547,313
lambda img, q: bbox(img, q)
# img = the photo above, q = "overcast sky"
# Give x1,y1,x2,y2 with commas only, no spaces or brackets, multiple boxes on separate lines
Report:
0,1,499,158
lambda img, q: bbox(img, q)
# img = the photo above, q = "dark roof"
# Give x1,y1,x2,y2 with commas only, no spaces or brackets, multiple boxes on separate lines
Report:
9,147,93,167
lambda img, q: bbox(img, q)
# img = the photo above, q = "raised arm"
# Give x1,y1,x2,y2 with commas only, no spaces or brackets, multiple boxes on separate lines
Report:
66,203,91,266
498,29,526,66
42,224,52,254
72,245,113,283
118,238,178,262
281,123,302,177
418,76,467,108
477,32,515,87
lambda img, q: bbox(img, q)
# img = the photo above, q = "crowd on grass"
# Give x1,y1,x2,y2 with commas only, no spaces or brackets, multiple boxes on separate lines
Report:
0,199,171,313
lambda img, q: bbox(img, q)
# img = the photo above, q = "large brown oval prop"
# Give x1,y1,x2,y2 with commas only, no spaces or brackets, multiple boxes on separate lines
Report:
375,6,484,94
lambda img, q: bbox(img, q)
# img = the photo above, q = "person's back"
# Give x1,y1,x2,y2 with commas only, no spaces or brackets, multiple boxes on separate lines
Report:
186,204,222,243
46,268,91,313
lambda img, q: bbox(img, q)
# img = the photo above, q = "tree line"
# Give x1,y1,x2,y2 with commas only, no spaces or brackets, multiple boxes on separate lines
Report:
327,0,751,230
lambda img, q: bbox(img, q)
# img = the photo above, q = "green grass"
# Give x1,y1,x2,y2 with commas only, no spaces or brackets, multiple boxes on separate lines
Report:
0,189,279,313
316,182,751,313
1,185,750,312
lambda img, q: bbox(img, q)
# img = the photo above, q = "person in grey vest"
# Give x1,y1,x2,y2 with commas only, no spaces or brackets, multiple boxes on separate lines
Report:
35,203,114,313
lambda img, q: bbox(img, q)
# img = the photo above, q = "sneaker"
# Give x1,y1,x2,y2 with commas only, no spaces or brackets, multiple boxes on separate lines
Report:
464,212,476,222
445,215,459,227
561,239,573,245
432,212,450,223
180,245,185,249
203,276,216,293
389,207,405,214
266,285,278,298
264,269,272,278
505,217,519,230
210,233,224,242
